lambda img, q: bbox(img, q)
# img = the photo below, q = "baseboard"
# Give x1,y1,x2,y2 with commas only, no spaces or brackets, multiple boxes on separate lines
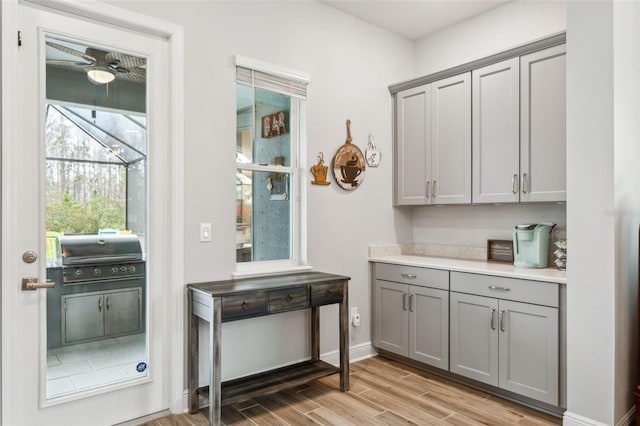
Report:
564,406,635,426
180,342,377,412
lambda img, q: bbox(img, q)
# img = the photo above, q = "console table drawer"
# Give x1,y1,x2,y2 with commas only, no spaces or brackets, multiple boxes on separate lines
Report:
269,287,309,313
311,282,344,306
222,292,267,321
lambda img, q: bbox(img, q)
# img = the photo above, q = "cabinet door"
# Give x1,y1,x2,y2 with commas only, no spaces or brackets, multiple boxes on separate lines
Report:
520,44,566,202
431,72,471,204
62,293,104,344
395,85,431,205
373,279,408,356
472,58,520,203
104,288,142,336
450,292,498,386
498,300,559,405
409,285,448,369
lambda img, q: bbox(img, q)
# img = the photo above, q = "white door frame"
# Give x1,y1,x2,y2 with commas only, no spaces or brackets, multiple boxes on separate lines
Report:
1,0,185,419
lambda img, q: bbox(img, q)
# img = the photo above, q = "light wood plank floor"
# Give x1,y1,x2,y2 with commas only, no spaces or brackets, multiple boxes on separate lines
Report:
143,356,561,426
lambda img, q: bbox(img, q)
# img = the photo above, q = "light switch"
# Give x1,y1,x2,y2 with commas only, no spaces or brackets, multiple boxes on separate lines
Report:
200,223,212,242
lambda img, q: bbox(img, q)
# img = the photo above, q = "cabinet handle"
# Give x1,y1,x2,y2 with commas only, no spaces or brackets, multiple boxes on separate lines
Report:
490,308,496,330
521,173,528,193
488,285,511,292
402,293,408,311
432,180,437,198
401,273,417,279
285,294,293,302
98,298,102,312
409,293,415,312
106,296,110,310
499,309,506,332
241,300,250,310
512,174,518,194
426,180,431,198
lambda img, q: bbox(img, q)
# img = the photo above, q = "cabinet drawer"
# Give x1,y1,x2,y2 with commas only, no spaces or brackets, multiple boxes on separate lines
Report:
269,287,309,313
222,292,267,321
375,263,449,290
311,282,344,306
450,272,558,307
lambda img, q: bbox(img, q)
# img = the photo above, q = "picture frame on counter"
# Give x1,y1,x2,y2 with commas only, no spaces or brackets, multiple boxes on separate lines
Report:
487,239,514,263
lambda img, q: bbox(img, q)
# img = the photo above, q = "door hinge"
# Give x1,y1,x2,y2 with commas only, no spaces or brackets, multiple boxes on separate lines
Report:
17,31,22,47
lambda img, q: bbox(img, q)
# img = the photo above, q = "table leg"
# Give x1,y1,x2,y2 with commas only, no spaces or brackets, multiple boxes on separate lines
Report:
339,281,349,391
311,306,320,360
209,297,222,425
188,290,200,414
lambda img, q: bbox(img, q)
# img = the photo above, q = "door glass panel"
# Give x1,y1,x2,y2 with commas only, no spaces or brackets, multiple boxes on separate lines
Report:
44,36,148,399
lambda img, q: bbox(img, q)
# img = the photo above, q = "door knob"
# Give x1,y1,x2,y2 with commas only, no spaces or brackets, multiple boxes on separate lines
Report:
21,277,55,291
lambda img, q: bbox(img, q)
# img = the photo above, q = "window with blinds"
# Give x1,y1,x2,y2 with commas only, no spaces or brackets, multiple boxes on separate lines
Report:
234,57,309,272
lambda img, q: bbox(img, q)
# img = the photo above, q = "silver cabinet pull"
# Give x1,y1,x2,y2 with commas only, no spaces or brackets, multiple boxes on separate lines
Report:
490,308,496,330
402,293,408,311
426,180,431,198
512,174,518,194
106,296,110,310
409,293,415,312
401,273,417,279
521,173,528,193
499,309,506,332
488,285,511,292
432,180,437,198
98,298,102,312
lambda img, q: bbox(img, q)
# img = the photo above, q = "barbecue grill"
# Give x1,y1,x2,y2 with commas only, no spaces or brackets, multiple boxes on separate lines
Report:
46,234,146,349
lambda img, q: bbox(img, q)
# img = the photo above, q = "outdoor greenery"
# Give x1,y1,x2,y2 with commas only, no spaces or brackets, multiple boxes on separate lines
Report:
46,106,127,234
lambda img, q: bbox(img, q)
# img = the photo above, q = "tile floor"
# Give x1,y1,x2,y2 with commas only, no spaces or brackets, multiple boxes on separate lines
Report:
46,333,147,398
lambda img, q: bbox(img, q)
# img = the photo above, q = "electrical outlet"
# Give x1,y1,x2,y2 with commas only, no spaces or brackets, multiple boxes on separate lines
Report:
200,223,212,242
351,307,361,327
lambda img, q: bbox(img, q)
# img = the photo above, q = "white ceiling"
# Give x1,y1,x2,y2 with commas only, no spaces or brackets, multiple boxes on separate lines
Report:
320,0,509,41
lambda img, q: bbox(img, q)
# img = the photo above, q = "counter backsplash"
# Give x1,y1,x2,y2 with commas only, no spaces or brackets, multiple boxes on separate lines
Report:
369,243,486,261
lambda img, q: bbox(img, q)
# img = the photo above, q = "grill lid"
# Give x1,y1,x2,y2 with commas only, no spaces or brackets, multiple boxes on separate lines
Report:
59,235,143,265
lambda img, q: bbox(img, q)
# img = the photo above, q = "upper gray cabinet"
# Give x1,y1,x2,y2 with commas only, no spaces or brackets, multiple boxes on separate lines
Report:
472,58,520,204
395,73,471,206
520,44,566,202
391,36,567,206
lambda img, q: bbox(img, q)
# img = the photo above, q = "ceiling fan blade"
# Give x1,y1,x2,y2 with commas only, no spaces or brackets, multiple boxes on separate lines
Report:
105,52,146,69
46,59,92,66
46,41,96,64
118,67,146,84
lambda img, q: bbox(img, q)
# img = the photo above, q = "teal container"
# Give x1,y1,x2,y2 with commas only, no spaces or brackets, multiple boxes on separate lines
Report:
513,223,555,268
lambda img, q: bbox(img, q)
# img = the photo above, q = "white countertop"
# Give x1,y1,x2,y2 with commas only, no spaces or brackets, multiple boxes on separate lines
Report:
369,255,566,284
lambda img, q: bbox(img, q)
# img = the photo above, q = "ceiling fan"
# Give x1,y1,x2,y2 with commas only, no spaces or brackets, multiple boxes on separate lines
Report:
46,40,146,85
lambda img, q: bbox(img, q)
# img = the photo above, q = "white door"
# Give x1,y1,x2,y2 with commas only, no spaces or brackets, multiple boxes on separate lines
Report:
2,3,177,424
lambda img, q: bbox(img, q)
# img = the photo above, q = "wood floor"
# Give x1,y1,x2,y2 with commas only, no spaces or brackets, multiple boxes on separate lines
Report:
144,356,562,426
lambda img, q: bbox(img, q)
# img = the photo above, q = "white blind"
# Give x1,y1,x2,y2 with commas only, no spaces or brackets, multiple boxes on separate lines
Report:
236,66,308,99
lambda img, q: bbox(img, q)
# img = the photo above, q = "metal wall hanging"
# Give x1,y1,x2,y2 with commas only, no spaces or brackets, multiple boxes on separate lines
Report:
365,134,381,167
332,119,365,190
310,152,330,185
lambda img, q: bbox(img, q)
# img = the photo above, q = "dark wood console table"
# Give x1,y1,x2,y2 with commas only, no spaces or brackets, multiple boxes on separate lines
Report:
187,271,350,425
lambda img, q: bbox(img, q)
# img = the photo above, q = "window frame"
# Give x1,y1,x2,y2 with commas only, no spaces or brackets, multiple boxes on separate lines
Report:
233,56,310,277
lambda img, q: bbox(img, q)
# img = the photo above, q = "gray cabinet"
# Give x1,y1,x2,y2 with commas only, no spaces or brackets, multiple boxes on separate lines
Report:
373,264,449,369
472,58,520,204
472,45,566,204
62,287,142,345
450,272,559,405
520,44,566,202
395,73,471,205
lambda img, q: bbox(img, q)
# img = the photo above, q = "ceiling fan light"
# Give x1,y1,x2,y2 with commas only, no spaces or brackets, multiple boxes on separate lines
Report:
87,67,115,85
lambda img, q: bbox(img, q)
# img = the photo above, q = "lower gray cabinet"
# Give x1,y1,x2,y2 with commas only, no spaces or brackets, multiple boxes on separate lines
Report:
373,264,449,370
450,274,559,406
62,287,142,345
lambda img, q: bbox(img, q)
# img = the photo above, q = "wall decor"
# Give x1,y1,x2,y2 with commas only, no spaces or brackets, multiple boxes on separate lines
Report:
310,152,330,185
332,119,366,190
365,134,381,167
487,239,514,263
261,110,288,138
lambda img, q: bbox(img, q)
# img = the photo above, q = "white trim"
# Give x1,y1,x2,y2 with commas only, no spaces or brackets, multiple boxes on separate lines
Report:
234,54,311,84
563,411,614,426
